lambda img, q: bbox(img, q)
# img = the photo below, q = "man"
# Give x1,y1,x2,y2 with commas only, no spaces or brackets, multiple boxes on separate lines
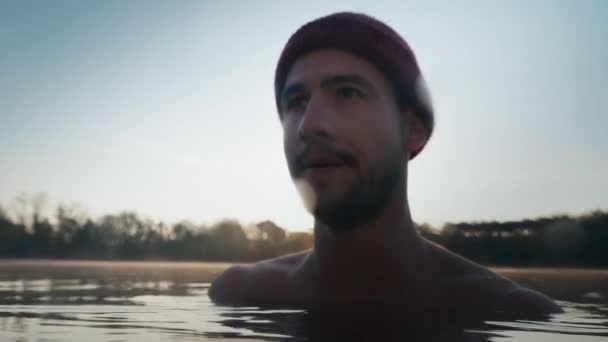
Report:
209,12,561,318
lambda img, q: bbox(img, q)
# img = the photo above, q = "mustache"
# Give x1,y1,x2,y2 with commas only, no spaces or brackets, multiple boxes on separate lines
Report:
292,142,358,174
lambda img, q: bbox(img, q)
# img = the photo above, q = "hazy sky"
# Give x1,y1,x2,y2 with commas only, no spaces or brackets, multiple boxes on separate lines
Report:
1,0,606,230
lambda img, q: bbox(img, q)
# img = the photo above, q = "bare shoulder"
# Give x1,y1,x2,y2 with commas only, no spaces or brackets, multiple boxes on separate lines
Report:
498,286,563,315
426,240,504,280
426,241,562,315
208,250,310,306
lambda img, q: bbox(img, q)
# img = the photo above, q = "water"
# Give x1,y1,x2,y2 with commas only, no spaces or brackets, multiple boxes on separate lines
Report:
0,261,607,341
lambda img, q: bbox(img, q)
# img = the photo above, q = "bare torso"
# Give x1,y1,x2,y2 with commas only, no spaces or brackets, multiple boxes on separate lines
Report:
209,239,561,318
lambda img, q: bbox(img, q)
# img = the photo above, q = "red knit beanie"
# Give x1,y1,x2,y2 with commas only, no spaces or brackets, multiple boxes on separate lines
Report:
274,12,434,159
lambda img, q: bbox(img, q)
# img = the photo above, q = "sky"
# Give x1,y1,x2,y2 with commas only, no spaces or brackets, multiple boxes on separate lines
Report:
1,0,606,231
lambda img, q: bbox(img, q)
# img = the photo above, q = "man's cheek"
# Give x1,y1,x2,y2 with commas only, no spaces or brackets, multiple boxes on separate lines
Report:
284,143,298,177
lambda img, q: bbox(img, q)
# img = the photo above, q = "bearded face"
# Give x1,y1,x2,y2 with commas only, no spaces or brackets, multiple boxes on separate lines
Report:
289,138,404,230
280,50,412,230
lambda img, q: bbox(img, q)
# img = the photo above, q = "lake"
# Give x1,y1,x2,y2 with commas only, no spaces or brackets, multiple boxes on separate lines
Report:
1,260,607,341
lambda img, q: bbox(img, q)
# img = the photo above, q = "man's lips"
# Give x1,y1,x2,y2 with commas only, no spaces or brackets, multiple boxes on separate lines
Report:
298,157,353,180
303,159,347,169
292,145,358,176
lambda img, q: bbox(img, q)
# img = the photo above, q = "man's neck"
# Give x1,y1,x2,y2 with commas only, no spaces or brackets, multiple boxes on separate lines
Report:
309,182,429,299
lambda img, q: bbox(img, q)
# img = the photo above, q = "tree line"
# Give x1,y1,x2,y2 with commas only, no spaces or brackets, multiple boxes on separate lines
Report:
419,209,608,267
0,193,606,266
0,193,312,261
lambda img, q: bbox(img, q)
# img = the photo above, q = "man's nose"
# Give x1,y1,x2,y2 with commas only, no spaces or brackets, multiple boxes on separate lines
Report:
297,96,334,141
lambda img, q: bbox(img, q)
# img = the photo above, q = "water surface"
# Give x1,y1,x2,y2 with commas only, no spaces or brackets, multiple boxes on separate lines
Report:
1,260,607,341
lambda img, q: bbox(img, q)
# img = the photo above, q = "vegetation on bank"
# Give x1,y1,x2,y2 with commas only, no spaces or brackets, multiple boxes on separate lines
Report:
1,193,606,266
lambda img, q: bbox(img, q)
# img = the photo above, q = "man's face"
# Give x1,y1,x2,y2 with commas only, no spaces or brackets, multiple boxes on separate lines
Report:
280,50,409,230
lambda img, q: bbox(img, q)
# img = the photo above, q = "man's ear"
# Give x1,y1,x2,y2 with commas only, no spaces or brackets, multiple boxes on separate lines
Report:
403,109,428,157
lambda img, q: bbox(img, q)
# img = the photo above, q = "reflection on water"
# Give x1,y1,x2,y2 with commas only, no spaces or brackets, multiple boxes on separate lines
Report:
0,262,607,341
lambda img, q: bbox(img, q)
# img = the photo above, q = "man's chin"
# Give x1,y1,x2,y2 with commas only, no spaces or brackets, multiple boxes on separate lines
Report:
312,205,367,231
308,194,372,231
308,190,390,231
294,178,351,214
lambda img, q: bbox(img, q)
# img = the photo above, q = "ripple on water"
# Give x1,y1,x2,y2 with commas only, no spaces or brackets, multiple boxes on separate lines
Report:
0,277,607,341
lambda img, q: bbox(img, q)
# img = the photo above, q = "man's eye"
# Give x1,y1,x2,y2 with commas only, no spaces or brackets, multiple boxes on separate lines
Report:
337,87,364,100
286,97,308,112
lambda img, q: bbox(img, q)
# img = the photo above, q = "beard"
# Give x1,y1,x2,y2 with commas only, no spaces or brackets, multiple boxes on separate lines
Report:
289,141,404,231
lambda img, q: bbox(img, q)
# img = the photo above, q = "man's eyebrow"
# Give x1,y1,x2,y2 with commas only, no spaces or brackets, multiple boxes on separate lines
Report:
280,83,307,103
280,74,375,104
320,74,375,91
